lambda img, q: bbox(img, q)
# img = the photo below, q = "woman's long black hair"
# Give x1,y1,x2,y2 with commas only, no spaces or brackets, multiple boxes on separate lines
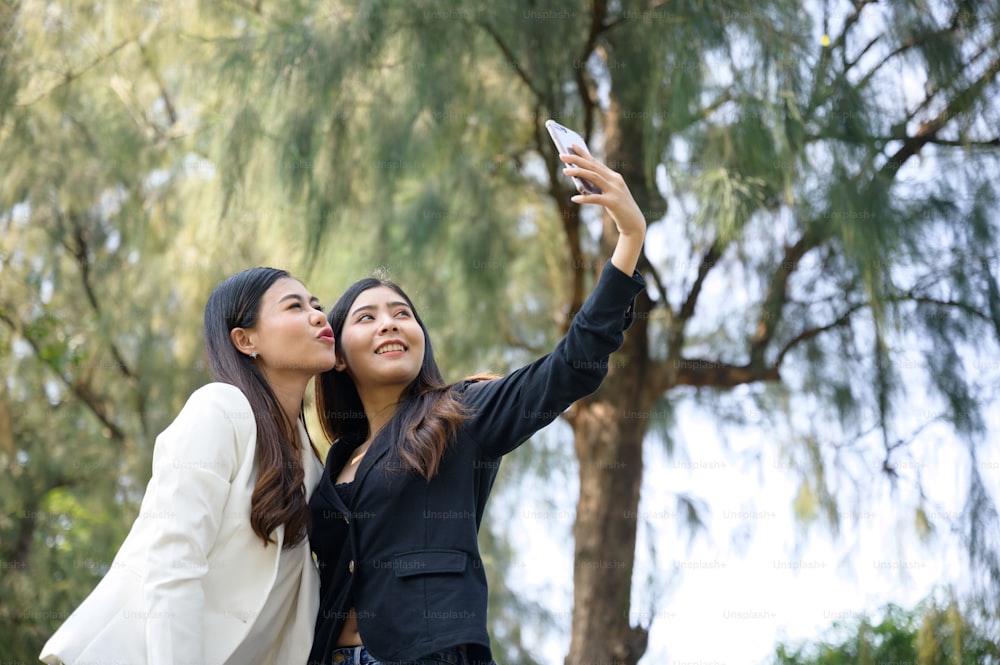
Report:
204,267,310,548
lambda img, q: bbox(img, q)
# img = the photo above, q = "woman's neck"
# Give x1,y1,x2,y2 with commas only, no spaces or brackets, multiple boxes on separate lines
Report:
356,386,403,442
265,375,309,427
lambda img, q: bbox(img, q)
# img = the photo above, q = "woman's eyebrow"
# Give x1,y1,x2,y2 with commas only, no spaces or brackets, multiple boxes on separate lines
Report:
349,300,409,317
277,292,320,305
350,304,375,317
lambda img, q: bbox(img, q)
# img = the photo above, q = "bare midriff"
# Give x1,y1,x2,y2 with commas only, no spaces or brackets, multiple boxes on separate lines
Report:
336,609,362,646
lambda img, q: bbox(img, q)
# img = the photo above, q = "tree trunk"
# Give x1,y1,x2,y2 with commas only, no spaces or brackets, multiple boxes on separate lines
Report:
563,73,662,665
565,338,653,665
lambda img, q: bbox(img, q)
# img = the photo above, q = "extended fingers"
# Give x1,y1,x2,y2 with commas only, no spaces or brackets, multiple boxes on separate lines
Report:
561,162,600,181
570,191,603,204
563,164,628,197
559,146,597,166
560,149,624,180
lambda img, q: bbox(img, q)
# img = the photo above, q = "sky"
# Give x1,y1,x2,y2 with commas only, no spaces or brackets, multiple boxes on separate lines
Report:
492,394,996,665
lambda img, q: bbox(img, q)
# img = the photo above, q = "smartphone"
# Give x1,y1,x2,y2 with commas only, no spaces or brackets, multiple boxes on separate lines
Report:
545,119,602,195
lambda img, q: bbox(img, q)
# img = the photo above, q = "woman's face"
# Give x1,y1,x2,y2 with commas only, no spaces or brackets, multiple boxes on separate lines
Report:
243,277,337,376
335,285,426,391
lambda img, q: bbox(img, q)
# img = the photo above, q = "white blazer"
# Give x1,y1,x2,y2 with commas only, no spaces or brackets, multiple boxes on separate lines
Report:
39,382,322,665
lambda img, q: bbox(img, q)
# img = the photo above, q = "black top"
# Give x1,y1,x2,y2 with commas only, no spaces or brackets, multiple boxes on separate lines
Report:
333,480,355,505
308,261,645,665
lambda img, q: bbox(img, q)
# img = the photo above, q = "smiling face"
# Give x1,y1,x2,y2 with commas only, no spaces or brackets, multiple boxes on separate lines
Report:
234,277,337,377
335,285,426,393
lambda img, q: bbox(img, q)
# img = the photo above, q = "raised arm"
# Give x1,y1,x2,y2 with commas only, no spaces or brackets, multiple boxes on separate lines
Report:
458,261,643,459
458,153,648,457
451,155,648,458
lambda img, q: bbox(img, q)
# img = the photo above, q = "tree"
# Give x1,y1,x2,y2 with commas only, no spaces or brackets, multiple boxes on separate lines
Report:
0,1,323,659
1,5,184,660
204,2,1000,663
772,594,1000,665
0,3,540,659
3,2,999,664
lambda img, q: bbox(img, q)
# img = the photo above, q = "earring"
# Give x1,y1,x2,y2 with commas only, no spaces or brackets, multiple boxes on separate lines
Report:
250,351,258,359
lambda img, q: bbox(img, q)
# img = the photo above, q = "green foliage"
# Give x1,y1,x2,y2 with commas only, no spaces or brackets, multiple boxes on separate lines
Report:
772,596,1000,665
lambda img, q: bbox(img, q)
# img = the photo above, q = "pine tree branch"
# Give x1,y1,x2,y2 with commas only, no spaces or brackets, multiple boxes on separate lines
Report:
854,23,964,93
8,494,38,568
577,0,610,139
750,235,818,368
653,288,990,393
775,303,866,368
57,210,137,382
882,136,999,148
900,295,994,324
476,19,547,103
881,54,1000,180
901,43,993,127
855,2,988,95
5,478,77,568
807,0,878,114
844,34,881,75
676,241,722,325
558,196,586,326
0,310,127,444
802,132,1000,148
15,38,134,107
836,0,879,71
637,253,669,318
138,41,178,129
657,241,724,381
651,356,780,391
773,292,994,370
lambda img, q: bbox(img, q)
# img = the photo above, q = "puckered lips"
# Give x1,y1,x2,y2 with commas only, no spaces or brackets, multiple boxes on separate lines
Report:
317,326,335,343
374,339,407,356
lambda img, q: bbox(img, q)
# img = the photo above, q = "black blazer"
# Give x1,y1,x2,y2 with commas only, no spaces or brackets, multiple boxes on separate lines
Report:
308,261,646,665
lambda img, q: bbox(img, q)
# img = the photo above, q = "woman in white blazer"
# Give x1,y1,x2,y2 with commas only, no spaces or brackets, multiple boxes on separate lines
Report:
40,267,339,665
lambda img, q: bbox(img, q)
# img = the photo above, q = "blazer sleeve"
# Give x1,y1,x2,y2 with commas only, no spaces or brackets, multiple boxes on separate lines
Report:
457,261,645,458
141,384,244,665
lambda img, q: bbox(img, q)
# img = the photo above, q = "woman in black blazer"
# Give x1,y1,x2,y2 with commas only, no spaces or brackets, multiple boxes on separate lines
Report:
309,150,647,665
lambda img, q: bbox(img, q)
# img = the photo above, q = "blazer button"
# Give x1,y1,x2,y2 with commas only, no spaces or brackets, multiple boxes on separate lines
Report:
349,560,355,573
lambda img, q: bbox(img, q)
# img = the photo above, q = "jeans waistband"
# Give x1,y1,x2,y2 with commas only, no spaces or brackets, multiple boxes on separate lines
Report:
329,646,376,665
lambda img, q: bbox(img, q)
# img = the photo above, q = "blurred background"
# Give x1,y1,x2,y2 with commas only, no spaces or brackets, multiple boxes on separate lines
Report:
2,1,999,663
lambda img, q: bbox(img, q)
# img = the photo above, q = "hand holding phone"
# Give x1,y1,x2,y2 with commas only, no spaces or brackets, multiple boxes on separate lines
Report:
545,119,602,195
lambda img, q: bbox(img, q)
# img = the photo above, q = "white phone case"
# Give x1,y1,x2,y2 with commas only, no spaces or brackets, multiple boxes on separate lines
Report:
545,119,602,195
